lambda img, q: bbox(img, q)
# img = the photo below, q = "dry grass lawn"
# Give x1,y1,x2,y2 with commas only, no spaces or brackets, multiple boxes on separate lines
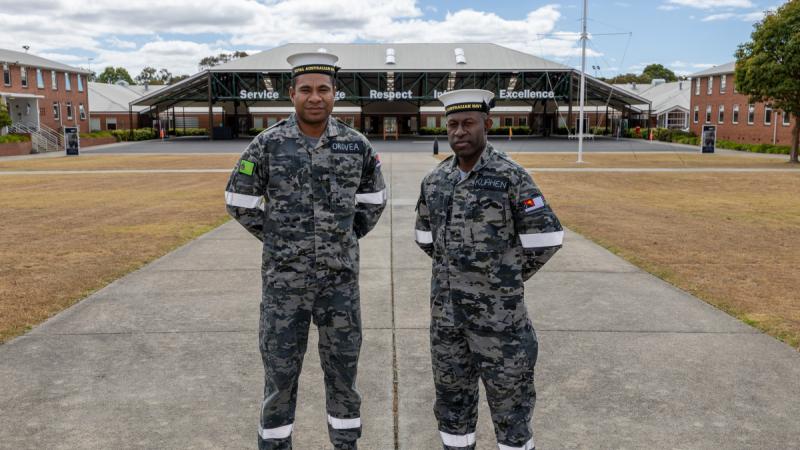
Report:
533,171,800,349
0,154,240,171
507,151,799,168
0,171,230,343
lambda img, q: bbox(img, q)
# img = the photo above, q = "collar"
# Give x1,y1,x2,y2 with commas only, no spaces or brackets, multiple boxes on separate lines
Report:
448,142,496,174
286,113,340,140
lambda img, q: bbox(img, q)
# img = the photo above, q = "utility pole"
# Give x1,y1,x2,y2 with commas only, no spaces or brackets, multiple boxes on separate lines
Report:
577,0,588,163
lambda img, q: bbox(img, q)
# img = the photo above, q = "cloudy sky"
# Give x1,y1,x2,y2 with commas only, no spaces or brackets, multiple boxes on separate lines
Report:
0,0,782,79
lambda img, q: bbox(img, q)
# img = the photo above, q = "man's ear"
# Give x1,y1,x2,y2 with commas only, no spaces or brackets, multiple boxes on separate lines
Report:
485,115,493,131
289,86,296,105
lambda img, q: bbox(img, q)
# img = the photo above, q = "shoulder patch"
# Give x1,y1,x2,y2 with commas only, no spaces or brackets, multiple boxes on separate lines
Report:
239,160,255,176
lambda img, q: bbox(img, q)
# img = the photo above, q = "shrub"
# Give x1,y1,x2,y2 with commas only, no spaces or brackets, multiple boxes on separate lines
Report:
111,128,157,142
490,126,531,136
248,128,265,136
173,128,207,137
0,133,30,144
80,131,114,139
716,139,790,154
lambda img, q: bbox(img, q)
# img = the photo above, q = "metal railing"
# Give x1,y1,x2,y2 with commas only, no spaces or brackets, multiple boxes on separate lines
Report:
7,123,62,153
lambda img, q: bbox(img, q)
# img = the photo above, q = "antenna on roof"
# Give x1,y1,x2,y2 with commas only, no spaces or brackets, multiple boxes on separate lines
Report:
22,45,30,53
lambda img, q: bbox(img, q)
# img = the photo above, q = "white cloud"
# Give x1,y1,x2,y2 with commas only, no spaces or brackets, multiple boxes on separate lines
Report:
665,0,753,9
0,1,594,76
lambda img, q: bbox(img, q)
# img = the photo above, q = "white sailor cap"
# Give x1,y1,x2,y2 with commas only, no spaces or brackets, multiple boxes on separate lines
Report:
437,89,495,115
286,51,340,78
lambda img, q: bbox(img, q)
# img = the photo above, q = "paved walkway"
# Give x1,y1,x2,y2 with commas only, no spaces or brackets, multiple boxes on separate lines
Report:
1,153,798,449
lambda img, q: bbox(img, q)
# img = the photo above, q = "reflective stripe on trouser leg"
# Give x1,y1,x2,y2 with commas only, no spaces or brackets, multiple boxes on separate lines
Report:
430,324,480,450
498,437,535,450
465,324,538,450
315,277,363,448
259,285,313,450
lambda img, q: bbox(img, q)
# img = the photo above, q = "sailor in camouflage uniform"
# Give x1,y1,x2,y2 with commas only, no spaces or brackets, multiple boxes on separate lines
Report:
415,89,563,450
225,51,386,450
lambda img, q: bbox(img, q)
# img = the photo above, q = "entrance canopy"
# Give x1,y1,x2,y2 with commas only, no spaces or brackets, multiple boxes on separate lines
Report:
132,43,649,134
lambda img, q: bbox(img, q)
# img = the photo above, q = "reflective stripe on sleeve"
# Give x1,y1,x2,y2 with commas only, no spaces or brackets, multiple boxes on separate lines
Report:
258,423,293,440
498,437,535,450
327,415,361,429
519,231,564,248
225,191,264,210
415,229,433,244
355,189,386,205
440,431,476,448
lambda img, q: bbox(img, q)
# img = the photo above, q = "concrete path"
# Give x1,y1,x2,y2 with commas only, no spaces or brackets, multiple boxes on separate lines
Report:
1,153,799,449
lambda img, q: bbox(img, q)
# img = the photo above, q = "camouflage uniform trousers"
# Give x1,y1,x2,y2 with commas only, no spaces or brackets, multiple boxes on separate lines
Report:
258,272,362,450
431,320,539,450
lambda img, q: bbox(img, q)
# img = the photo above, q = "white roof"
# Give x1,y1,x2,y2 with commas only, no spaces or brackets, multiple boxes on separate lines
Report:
690,62,735,78
89,82,168,113
420,106,532,113
215,43,571,72
612,81,691,114
0,48,92,74
248,106,361,113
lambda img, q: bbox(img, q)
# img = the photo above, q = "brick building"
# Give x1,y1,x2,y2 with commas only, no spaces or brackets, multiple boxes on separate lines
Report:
689,62,795,146
1,48,92,136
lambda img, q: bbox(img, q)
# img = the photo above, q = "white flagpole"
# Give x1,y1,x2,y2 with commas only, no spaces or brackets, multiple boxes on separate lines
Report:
578,0,588,163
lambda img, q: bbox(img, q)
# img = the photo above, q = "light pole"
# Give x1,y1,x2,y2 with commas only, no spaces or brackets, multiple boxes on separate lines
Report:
577,0,588,164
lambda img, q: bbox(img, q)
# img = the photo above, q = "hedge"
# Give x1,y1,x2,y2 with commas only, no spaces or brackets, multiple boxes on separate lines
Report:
80,131,114,139
172,127,207,137
0,134,30,144
716,140,791,155
111,128,157,141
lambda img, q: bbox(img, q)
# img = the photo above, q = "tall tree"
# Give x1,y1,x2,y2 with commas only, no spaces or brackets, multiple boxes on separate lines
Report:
198,51,249,70
736,1,800,163
135,66,159,84
96,66,134,85
641,64,678,82
0,101,12,130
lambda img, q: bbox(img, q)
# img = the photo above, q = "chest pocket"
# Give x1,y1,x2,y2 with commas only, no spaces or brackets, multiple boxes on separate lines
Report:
330,145,363,213
468,187,511,252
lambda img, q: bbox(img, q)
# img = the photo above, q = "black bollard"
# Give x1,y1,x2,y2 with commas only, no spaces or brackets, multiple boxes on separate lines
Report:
433,136,439,155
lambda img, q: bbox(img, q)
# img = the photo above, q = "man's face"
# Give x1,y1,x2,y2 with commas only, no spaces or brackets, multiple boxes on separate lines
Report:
289,73,335,125
446,111,492,160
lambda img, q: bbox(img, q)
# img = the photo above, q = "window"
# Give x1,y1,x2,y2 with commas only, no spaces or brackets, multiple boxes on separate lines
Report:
720,74,727,94
106,117,117,130
693,106,699,123
52,102,60,120
504,117,514,127
426,116,436,128
695,78,700,96
748,104,755,124
36,68,44,88
667,111,687,128
253,117,263,129
51,70,57,90
20,66,28,87
64,73,71,91
2,63,9,85
706,105,712,123
518,117,527,127
707,76,713,95
718,105,725,123
764,106,772,125
66,102,73,120
732,105,740,124
783,111,791,126
77,74,83,92
79,103,86,120
267,117,278,127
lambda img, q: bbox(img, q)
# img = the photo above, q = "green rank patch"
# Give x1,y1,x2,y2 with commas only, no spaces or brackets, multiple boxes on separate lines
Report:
239,160,255,176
